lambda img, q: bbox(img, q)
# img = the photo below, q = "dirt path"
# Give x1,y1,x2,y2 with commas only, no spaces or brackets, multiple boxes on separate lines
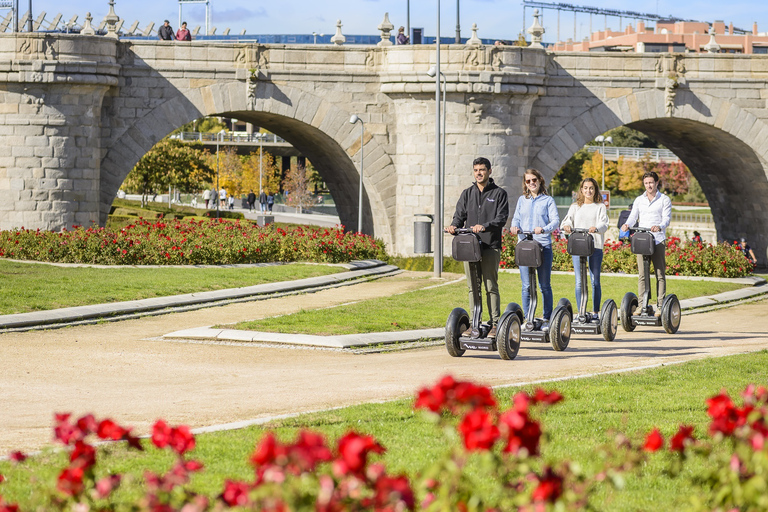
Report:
1,272,767,452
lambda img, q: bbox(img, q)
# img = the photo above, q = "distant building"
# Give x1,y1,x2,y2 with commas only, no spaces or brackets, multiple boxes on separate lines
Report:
553,20,768,54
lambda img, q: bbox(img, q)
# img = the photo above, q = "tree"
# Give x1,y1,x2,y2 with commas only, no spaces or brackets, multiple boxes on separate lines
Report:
552,147,590,196
172,116,227,135
282,163,314,212
123,139,213,206
656,160,691,195
214,147,243,196
616,156,645,196
242,149,281,196
580,151,618,191
601,126,660,148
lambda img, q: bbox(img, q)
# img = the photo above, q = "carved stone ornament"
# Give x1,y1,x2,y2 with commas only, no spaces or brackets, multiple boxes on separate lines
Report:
81,12,96,36
703,27,721,53
527,9,545,48
468,96,483,124
377,12,394,46
467,23,481,46
246,70,258,110
331,20,346,45
656,54,686,117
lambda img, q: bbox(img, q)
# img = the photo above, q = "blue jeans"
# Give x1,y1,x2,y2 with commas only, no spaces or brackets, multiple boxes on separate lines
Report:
573,250,603,313
520,245,553,320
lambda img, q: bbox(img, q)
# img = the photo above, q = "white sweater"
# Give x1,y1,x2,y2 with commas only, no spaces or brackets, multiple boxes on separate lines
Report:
560,202,610,249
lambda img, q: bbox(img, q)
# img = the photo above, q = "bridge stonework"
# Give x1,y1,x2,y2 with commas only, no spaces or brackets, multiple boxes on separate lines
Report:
1,34,767,262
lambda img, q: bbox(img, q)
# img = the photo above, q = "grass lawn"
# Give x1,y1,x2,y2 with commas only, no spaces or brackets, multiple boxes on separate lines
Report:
233,272,746,334
2,351,767,510
0,260,343,315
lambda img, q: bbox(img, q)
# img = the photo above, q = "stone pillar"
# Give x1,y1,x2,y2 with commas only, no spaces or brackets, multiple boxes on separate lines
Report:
0,34,118,231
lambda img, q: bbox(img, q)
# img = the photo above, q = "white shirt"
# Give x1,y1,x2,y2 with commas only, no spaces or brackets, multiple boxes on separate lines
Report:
625,190,672,244
560,202,610,248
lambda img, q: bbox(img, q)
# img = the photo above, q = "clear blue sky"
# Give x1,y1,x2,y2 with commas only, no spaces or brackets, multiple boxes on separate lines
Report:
26,0,768,42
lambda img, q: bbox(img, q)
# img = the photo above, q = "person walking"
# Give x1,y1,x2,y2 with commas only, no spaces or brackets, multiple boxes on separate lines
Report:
219,187,227,209
202,188,211,209
396,26,409,45
158,20,174,41
446,157,509,338
560,177,610,319
175,21,192,41
266,191,274,213
259,189,268,213
227,194,234,210
621,171,672,315
510,168,560,330
247,190,256,211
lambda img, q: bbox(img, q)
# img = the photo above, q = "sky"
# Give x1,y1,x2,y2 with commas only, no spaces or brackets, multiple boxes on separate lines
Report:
18,0,768,42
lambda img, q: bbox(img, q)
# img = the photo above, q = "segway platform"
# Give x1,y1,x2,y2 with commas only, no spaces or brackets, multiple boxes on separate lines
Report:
520,320,549,343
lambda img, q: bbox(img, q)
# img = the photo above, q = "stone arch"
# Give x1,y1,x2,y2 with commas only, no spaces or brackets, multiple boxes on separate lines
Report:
531,89,768,263
99,81,396,248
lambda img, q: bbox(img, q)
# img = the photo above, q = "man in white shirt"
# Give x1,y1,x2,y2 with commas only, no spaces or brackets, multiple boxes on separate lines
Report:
621,171,672,314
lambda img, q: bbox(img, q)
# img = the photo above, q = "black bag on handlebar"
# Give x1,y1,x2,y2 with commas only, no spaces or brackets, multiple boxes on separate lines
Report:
567,231,595,257
452,233,482,262
515,239,543,267
631,231,656,256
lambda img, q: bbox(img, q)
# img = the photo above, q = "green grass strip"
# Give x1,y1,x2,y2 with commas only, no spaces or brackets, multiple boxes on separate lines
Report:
0,260,342,315
233,273,744,334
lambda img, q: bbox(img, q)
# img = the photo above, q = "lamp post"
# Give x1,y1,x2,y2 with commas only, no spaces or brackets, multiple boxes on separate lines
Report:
256,132,266,194
216,129,225,219
595,135,613,191
433,0,443,278
455,0,460,43
427,64,446,255
349,115,364,234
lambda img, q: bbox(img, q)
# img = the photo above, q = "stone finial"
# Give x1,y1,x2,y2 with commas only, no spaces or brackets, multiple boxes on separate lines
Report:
331,19,346,45
527,9,545,48
467,23,481,46
81,12,96,35
704,27,721,53
377,12,394,46
104,0,120,39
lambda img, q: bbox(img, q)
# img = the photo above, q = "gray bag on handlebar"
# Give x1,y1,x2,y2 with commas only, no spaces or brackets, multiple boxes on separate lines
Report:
452,233,482,262
567,232,595,257
515,239,543,267
631,231,656,256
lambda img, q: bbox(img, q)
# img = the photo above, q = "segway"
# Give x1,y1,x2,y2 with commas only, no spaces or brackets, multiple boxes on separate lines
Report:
506,232,572,351
566,228,618,341
620,227,681,334
444,229,522,360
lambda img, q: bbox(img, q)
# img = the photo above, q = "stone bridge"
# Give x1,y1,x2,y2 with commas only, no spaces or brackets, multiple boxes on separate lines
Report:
1,33,767,262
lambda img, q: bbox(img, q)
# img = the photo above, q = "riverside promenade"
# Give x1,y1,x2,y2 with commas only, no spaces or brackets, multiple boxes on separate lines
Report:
0,269,766,453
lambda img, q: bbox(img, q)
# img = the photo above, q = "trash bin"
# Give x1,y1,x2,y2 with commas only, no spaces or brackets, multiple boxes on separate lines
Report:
414,214,433,254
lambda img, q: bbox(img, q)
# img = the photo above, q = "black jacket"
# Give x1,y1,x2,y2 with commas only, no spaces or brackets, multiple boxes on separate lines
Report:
158,25,174,40
450,178,509,250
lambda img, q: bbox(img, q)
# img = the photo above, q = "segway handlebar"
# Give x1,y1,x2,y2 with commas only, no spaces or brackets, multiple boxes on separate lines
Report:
629,226,654,233
445,227,477,236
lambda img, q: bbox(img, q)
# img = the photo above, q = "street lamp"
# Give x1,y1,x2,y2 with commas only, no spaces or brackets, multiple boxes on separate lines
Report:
595,135,613,192
455,0,461,43
433,0,443,278
349,114,364,234
427,64,446,260
216,129,225,219
255,132,267,197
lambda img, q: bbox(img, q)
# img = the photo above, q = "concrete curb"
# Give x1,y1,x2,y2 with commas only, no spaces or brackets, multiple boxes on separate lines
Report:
163,279,768,349
0,260,399,331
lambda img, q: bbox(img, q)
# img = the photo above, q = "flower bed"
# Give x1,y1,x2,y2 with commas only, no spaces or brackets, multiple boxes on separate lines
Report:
0,219,386,265
2,376,766,511
500,232,754,278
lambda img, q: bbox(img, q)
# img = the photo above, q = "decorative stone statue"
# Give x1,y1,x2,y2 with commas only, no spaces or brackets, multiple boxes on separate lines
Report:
377,13,394,46
527,9,545,48
331,20,346,45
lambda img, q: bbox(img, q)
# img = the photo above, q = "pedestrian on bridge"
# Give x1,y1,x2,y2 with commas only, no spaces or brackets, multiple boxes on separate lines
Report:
176,22,192,41
158,20,174,41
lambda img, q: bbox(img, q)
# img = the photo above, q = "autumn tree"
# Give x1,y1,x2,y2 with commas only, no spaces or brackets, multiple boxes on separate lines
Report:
213,147,243,197
123,139,213,206
242,149,281,196
282,163,314,212
580,151,617,191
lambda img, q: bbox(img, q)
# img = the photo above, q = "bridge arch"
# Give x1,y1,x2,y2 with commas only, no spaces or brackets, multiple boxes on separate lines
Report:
531,89,768,256
99,81,395,248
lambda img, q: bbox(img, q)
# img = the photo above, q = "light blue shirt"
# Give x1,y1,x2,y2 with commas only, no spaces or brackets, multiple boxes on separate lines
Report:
511,194,560,247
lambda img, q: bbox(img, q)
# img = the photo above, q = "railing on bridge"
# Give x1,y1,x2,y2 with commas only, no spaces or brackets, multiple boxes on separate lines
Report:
606,209,713,224
170,132,289,145
585,146,681,162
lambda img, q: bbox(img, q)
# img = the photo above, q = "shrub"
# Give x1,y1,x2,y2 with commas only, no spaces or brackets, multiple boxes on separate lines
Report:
0,220,386,265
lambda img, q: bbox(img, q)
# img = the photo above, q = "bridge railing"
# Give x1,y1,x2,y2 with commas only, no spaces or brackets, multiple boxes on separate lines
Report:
170,132,289,144
585,146,681,162
606,209,713,224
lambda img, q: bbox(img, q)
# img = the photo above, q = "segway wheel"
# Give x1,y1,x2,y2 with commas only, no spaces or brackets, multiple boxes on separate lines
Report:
505,302,525,324
620,292,638,332
557,298,573,319
445,308,468,357
549,307,571,351
600,299,619,342
496,313,522,360
661,294,681,334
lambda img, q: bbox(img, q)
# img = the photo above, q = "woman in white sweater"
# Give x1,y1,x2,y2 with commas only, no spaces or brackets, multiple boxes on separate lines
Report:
560,178,610,318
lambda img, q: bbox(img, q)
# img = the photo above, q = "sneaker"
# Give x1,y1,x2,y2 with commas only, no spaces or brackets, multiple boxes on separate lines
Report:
462,327,473,337
488,325,497,338
592,312,599,322
654,309,662,317
541,320,550,332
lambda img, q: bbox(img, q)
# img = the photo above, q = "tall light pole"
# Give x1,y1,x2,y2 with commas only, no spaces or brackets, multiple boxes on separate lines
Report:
216,129,225,219
595,135,613,191
427,65,446,246
406,0,410,42
349,115,364,234
434,0,443,278
257,132,265,194
455,0,461,43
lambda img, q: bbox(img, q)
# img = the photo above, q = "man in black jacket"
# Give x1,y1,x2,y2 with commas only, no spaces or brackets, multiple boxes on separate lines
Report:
158,20,174,41
446,157,509,337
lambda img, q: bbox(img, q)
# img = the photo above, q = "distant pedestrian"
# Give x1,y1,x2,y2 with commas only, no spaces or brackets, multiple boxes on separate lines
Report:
396,26,409,45
740,238,758,265
202,188,211,209
247,189,256,211
175,21,192,41
228,195,235,210
219,187,227,209
158,20,174,40
267,191,274,213
692,231,702,243
259,189,267,213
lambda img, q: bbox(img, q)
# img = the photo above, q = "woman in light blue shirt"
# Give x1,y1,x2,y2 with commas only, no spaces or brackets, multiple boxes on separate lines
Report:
510,169,560,327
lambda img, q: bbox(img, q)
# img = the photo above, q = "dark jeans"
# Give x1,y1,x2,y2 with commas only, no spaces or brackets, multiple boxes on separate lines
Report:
573,250,603,313
463,247,501,326
520,245,553,320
